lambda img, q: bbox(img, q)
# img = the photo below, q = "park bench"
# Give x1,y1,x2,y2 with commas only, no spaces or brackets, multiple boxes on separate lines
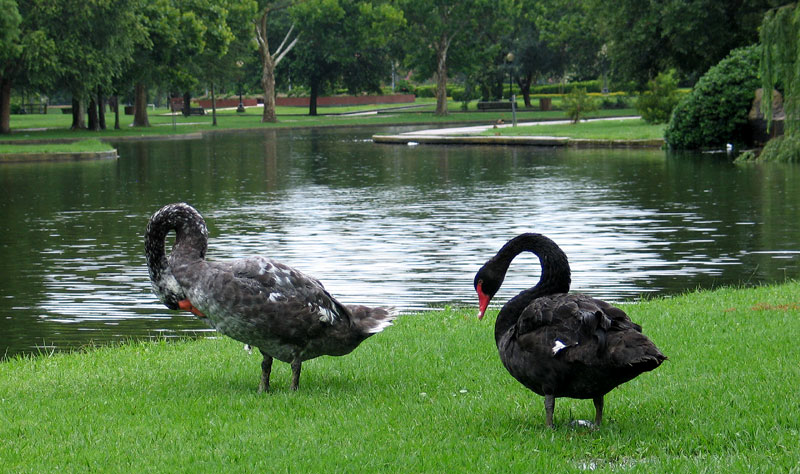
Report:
477,101,514,111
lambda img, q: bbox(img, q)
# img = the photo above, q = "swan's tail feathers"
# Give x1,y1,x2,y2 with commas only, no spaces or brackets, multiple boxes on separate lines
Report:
629,351,667,372
609,331,666,373
347,305,399,335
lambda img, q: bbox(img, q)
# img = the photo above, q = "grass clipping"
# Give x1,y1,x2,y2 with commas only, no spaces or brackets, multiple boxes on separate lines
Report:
2,281,799,471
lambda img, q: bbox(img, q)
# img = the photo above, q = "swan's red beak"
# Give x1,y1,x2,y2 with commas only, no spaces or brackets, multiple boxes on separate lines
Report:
178,299,206,318
476,282,491,320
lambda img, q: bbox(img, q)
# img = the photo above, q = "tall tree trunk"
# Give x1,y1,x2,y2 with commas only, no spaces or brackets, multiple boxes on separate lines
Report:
182,92,191,117
71,97,86,130
0,76,11,134
261,52,277,123
255,8,299,124
87,97,99,131
111,95,120,130
518,73,533,108
434,36,450,116
133,83,150,127
97,88,106,130
309,79,319,116
210,82,217,126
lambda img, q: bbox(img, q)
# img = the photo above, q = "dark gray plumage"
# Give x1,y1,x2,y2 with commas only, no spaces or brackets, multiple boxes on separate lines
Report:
474,233,665,428
145,203,396,391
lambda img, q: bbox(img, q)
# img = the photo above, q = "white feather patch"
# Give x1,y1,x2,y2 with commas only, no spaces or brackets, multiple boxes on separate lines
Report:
552,339,567,355
365,318,393,334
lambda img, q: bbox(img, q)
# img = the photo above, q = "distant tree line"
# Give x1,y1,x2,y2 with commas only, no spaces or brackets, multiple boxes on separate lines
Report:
0,0,783,134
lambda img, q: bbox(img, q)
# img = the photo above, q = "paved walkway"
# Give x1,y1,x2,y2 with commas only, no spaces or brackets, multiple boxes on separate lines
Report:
373,116,665,148
396,115,639,136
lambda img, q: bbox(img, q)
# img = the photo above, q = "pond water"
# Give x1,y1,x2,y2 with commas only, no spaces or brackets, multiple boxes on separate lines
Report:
1,125,799,359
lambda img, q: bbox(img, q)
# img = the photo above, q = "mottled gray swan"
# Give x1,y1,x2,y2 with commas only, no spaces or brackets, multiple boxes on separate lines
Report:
145,202,396,391
474,233,665,428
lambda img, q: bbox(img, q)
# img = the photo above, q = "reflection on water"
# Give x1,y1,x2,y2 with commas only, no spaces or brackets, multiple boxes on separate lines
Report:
1,126,798,358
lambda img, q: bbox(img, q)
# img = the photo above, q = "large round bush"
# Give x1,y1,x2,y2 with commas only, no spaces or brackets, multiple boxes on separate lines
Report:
665,45,760,149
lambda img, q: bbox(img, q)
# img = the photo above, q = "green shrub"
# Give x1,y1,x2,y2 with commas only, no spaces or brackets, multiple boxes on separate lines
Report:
636,70,680,124
600,94,633,110
563,88,598,123
665,45,760,149
414,84,436,98
392,79,415,95
531,80,601,94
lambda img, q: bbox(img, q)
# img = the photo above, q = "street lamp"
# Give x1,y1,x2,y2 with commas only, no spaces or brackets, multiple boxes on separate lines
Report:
236,60,245,113
506,52,517,126
505,52,515,101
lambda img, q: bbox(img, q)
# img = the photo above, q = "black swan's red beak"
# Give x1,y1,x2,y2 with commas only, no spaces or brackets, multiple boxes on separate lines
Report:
178,299,207,318
476,282,491,320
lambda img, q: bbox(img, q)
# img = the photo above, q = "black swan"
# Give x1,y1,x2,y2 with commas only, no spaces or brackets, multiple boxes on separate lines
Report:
473,233,665,428
145,202,396,391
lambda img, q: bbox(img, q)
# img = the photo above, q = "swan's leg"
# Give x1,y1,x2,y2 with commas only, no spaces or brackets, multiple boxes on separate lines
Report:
290,358,302,391
258,351,273,393
544,394,556,428
593,396,604,426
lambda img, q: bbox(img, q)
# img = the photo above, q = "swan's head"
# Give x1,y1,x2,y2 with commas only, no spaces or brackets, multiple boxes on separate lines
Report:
474,262,505,320
148,265,185,311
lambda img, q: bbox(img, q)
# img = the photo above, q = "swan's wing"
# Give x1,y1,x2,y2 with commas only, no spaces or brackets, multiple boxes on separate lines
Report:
226,256,349,325
514,294,624,358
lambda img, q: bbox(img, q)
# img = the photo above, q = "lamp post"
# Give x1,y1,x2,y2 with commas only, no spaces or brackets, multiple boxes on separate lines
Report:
506,52,514,101
506,52,517,126
236,60,245,113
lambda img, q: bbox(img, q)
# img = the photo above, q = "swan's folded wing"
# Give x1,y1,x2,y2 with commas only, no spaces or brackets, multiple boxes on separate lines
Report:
225,256,349,324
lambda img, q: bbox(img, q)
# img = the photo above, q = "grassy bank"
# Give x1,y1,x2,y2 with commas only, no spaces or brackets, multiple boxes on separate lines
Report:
482,118,665,140
0,138,114,154
1,100,637,144
2,282,798,472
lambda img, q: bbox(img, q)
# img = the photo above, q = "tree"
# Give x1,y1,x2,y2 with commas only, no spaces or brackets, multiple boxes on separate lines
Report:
398,1,490,116
186,0,257,126
507,2,568,107
126,0,207,127
0,0,22,134
0,0,57,134
757,3,800,161
288,0,403,116
595,0,780,88
254,1,299,123
45,0,145,130
532,0,602,82
760,3,799,136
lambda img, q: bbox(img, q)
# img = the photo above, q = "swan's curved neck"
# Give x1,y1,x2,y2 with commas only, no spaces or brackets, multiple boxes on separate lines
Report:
492,233,571,340
144,203,209,308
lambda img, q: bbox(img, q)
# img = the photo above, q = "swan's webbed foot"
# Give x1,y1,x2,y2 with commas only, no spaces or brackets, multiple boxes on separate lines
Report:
258,351,273,393
290,358,302,391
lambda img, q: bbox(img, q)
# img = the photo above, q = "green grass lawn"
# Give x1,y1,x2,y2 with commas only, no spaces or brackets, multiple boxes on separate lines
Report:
483,118,666,140
0,138,114,154
1,100,638,145
2,282,799,472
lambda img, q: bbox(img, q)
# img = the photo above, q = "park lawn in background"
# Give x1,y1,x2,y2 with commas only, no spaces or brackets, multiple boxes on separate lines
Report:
482,118,666,140
1,100,638,143
0,139,114,154
1,281,798,472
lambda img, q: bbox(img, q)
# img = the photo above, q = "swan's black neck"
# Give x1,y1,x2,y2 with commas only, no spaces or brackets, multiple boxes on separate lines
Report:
144,203,208,309
488,233,571,341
